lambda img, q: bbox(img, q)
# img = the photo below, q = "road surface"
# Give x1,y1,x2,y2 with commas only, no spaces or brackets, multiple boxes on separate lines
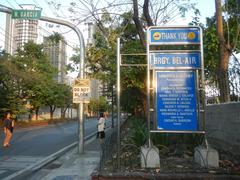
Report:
0,118,112,179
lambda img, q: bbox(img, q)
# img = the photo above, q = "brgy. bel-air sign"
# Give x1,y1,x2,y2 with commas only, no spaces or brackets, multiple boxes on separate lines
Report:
150,52,201,69
73,79,91,103
149,27,200,45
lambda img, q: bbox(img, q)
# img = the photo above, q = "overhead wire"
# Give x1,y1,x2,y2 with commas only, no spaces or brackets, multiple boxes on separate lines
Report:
38,25,78,50
2,1,83,52
44,0,61,17
0,2,79,79
5,0,16,9
12,0,21,8
0,4,13,9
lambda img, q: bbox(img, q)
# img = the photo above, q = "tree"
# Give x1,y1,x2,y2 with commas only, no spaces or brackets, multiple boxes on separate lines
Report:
119,15,147,116
51,0,199,116
14,41,58,120
215,0,230,102
49,0,197,47
88,96,109,116
57,84,72,119
202,0,240,102
0,40,73,121
0,56,25,117
132,0,198,47
85,11,147,116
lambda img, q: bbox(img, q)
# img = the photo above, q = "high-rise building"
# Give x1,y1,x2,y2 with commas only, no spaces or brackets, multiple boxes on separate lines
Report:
84,22,95,46
5,5,39,54
43,36,67,84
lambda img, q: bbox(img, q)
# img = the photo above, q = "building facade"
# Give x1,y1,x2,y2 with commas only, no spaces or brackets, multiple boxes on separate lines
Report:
43,36,67,84
5,5,39,54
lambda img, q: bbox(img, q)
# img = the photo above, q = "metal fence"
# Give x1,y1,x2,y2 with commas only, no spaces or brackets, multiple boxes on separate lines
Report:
99,127,118,171
98,118,142,172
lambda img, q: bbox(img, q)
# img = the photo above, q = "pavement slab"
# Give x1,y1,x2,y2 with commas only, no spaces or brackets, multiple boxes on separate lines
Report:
26,137,101,180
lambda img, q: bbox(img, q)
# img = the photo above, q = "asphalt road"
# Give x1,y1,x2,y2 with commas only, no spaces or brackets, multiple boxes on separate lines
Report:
0,117,111,179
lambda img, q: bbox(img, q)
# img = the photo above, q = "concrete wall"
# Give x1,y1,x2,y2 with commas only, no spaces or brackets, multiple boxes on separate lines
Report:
206,102,240,155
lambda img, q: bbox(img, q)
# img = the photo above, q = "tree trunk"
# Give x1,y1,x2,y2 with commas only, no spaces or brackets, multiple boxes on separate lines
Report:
215,0,230,102
218,48,231,102
143,0,154,26
50,111,54,120
49,106,55,121
29,110,33,121
35,108,39,121
132,0,146,47
61,107,68,120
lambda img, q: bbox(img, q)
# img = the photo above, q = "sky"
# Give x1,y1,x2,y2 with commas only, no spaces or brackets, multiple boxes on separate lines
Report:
0,0,216,78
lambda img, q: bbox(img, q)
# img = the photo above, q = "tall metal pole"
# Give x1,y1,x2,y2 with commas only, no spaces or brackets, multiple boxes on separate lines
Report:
40,16,86,154
200,27,208,148
0,7,85,154
111,85,114,128
146,30,151,147
116,38,121,169
44,17,85,154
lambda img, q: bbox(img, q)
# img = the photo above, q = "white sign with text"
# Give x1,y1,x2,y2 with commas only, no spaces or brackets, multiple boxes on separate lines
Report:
73,79,90,103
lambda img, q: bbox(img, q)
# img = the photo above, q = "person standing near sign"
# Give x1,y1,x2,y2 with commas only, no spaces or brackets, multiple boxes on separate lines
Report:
3,111,14,147
97,112,106,144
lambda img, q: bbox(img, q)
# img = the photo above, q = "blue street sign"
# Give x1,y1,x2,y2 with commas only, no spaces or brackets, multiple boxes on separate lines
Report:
156,71,197,131
149,28,200,44
150,53,201,69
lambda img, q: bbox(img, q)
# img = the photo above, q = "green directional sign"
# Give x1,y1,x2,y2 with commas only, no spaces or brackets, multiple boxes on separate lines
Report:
12,9,41,20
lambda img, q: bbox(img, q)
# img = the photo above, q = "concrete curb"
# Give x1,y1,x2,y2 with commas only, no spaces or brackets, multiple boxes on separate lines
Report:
3,131,97,180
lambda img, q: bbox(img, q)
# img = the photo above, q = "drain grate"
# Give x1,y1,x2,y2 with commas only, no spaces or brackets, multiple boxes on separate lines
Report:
44,163,62,169
53,175,80,180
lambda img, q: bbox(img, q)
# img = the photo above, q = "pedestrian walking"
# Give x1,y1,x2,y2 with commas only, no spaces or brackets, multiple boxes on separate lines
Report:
97,112,106,144
3,111,14,147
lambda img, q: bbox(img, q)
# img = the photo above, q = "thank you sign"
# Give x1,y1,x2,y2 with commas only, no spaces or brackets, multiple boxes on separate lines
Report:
149,28,200,44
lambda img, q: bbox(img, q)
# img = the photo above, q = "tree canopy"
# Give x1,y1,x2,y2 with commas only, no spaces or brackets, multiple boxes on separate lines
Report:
0,42,72,120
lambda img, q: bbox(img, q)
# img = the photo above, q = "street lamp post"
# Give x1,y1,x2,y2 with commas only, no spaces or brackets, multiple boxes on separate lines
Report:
0,6,86,154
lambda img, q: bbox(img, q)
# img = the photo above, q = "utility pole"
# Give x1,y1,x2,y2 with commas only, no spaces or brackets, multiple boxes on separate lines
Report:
215,0,230,102
39,16,85,154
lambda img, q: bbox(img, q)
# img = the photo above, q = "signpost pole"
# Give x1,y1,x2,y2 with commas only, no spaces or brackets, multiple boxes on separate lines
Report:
117,38,121,169
0,6,86,154
146,33,151,148
78,102,84,153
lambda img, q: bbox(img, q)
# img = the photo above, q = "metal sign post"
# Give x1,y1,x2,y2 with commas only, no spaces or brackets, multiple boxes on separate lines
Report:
73,79,90,154
116,38,121,169
147,26,206,138
1,6,86,154
116,38,147,169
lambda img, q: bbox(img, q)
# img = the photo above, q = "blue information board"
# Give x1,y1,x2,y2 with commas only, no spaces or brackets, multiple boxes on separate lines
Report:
149,28,200,44
150,53,201,69
156,71,197,131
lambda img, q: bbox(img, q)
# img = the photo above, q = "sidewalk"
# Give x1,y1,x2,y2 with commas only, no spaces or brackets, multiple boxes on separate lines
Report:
26,136,101,180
